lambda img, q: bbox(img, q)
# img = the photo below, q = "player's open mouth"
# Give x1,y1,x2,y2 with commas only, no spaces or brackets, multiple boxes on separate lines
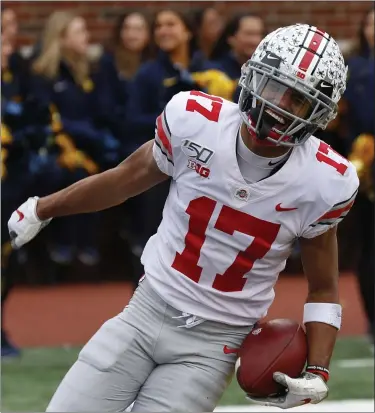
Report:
265,108,291,132
266,108,285,124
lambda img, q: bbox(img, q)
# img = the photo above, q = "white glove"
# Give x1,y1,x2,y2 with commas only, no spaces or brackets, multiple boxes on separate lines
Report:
246,372,329,409
8,197,52,249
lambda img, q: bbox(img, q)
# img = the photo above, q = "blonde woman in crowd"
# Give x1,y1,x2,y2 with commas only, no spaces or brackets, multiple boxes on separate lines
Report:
30,10,121,267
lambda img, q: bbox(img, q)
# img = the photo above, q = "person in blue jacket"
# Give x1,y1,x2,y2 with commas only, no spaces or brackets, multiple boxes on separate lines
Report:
102,11,152,157
29,10,121,266
99,11,153,288
210,12,265,102
194,7,224,59
1,28,51,357
344,6,374,344
345,7,374,144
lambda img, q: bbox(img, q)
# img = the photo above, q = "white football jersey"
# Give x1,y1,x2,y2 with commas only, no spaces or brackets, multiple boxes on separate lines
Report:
141,91,359,326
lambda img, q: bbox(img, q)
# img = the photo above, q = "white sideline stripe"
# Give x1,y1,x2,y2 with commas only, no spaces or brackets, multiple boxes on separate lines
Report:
336,358,374,368
215,400,374,412
126,399,374,412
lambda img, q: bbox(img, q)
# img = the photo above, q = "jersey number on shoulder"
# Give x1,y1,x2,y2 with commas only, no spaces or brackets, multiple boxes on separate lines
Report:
316,141,348,175
186,91,223,122
172,197,280,292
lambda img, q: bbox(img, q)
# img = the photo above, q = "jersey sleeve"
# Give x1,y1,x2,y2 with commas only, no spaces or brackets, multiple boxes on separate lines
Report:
153,108,175,176
153,91,206,178
153,91,193,178
300,163,359,239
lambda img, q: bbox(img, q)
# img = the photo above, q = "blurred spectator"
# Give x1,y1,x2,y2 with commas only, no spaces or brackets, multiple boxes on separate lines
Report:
30,10,121,266
194,7,225,59
99,12,153,287
1,7,18,47
126,8,234,256
344,6,374,342
1,31,21,358
1,22,51,356
210,13,265,102
110,11,152,80
345,7,374,143
103,11,152,156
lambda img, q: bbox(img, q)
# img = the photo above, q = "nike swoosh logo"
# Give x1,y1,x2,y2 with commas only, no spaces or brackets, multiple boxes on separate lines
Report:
275,203,298,212
16,210,25,222
223,345,239,355
268,159,284,166
267,55,278,60
321,82,331,88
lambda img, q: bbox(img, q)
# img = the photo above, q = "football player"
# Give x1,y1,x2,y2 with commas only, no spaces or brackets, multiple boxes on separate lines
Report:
8,24,359,412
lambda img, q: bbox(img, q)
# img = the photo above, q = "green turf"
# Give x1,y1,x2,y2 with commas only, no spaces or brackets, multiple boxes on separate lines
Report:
1,338,374,412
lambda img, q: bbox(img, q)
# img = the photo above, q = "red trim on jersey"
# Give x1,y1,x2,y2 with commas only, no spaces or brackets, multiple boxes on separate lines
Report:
298,31,325,72
318,200,355,221
156,114,172,156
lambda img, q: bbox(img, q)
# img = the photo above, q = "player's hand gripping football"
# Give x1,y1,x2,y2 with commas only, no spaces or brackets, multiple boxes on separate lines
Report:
246,371,329,409
8,197,52,249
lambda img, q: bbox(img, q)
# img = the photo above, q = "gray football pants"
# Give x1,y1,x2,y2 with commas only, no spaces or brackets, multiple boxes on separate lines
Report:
46,277,253,412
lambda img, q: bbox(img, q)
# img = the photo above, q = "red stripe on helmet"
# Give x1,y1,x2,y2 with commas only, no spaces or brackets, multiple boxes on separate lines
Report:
298,31,325,72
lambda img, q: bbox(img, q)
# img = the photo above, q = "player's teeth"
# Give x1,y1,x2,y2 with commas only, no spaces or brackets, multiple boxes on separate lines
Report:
266,109,285,124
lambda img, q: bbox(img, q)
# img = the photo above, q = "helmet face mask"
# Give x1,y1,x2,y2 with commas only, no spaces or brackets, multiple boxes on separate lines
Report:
238,24,347,147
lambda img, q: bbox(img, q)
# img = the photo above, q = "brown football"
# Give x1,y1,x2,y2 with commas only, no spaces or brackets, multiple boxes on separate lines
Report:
235,319,308,397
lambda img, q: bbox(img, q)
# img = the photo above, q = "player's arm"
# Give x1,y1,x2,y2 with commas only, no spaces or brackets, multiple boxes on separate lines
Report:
248,171,359,409
35,93,181,220
8,140,169,249
297,168,359,377
299,225,340,372
247,227,340,409
36,140,168,219
8,91,190,249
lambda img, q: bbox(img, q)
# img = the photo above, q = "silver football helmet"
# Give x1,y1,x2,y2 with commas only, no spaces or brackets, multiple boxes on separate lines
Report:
238,24,348,146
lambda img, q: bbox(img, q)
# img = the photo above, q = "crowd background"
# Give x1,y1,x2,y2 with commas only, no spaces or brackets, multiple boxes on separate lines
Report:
1,1,374,356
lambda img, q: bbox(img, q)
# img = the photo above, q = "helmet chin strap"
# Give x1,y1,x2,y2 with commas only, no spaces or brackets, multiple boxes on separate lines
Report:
249,107,279,140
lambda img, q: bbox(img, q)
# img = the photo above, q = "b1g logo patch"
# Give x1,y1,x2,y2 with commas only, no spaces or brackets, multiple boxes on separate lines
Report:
187,159,210,178
181,139,214,165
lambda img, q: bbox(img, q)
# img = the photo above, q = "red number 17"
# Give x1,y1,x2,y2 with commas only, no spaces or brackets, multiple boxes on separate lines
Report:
186,91,223,122
316,141,348,175
172,197,281,292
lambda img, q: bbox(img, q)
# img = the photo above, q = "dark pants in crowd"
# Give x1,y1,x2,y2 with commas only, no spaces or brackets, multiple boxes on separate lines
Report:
354,193,375,339
34,163,100,265
1,178,30,356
